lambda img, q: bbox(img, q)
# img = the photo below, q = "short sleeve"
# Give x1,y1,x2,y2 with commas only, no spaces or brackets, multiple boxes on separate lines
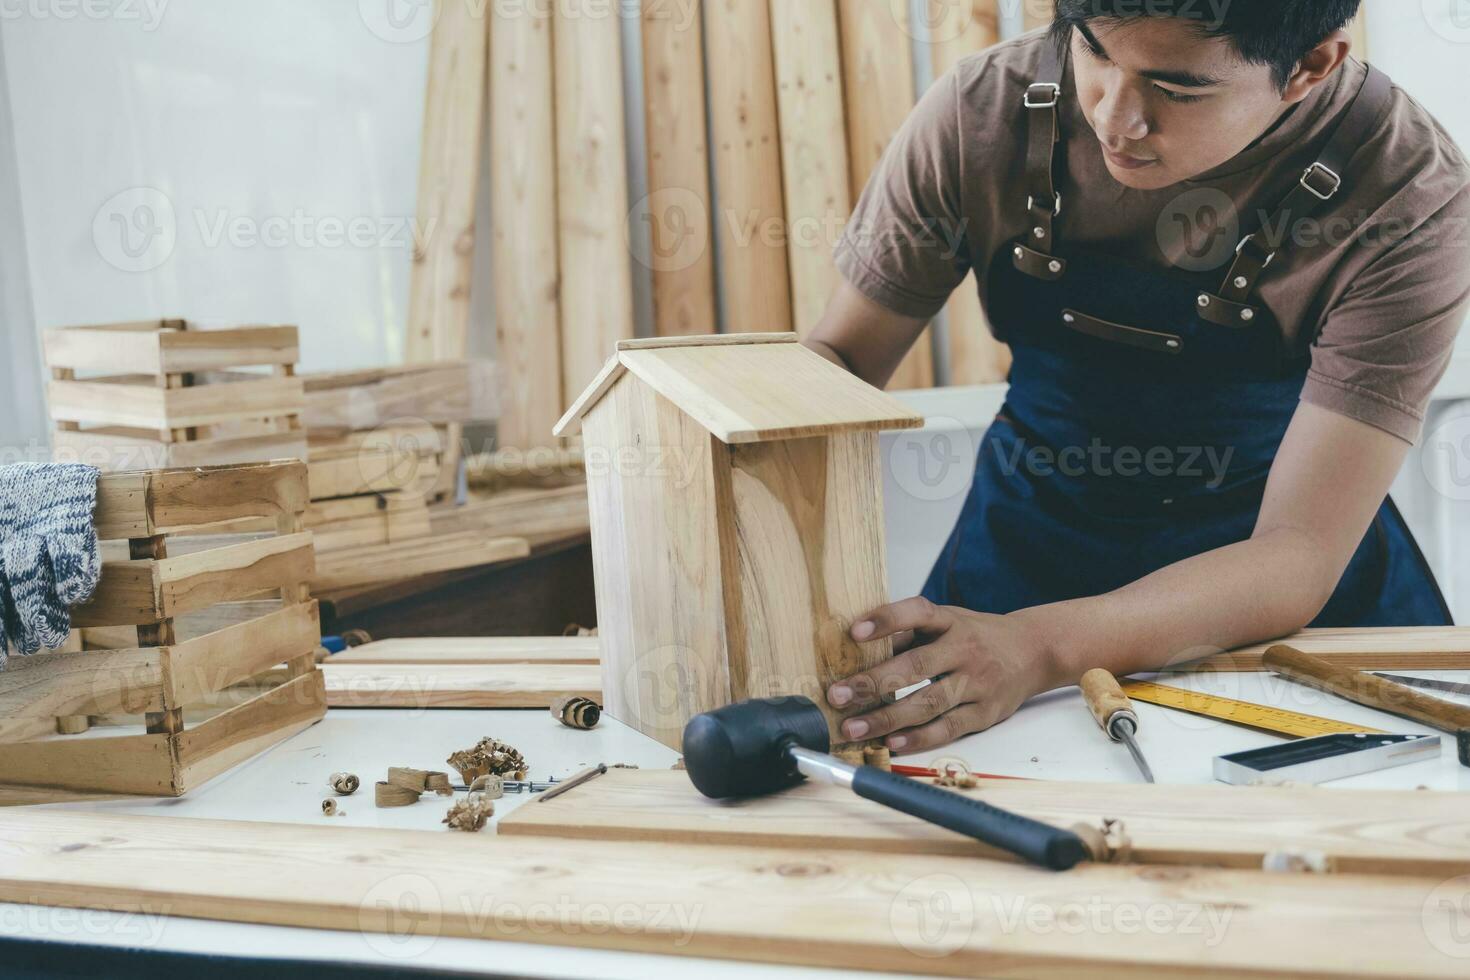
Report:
835,69,971,320
1301,190,1470,444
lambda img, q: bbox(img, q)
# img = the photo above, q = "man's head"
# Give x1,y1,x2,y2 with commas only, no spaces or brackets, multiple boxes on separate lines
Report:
1050,1,1360,190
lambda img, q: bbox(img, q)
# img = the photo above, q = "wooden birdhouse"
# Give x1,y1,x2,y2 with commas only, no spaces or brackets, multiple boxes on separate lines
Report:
554,334,924,750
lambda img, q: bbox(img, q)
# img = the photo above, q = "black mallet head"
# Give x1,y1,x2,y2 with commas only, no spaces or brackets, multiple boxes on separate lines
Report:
682,696,832,799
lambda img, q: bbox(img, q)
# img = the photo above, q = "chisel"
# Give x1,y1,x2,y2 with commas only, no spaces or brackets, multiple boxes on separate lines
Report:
1081,668,1156,783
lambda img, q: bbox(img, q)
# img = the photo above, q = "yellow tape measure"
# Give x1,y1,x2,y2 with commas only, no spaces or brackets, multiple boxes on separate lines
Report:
1120,680,1384,738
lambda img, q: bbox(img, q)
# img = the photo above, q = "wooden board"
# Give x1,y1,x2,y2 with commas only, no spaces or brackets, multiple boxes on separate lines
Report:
769,0,851,336
703,0,792,333
616,339,924,443
721,430,894,742
331,635,599,665
405,0,490,362
48,375,302,430
317,662,599,708
837,0,934,390
583,377,734,748
926,0,1011,386
428,483,588,541
305,491,431,552
94,462,310,539
489,0,563,450
52,427,308,473
500,769,1470,878
554,4,636,399
43,324,298,376
1164,627,1470,673
308,531,530,593
640,0,718,338
301,361,491,433
3,810,1467,978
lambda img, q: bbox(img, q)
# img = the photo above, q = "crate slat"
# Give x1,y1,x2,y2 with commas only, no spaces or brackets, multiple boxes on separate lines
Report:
169,602,320,704
0,730,179,795
48,379,169,429
0,647,166,719
42,328,165,375
176,669,326,791
158,326,299,372
94,462,310,539
160,375,303,429
158,533,315,619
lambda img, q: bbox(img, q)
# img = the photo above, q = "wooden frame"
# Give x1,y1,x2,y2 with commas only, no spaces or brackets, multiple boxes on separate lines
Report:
44,321,306,472
0,461,327,799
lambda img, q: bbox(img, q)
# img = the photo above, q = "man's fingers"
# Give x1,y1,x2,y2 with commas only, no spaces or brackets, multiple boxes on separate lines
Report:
837,673,972,742
850,597,952,643
827,637,963,711
884,703,992,755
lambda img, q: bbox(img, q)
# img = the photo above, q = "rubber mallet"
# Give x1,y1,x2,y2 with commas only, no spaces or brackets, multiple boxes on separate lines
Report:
681,696,1089,870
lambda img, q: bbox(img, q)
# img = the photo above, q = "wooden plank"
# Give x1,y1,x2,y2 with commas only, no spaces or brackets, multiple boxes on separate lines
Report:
428,484,589,541
617,340,924,444
582,377,733,749
640,0,718,338
0,646,165,719
318,662,599,708
331,635,600,665
927,0,1011,386
306,492,432,552
554,4,636,398
94,462,310,539
704,0,793,333
53,427,308,474
501,769,1470,878
176,669,326,791
838,0,934,390
47,379,167,429
70,559,161,628
1165,627,1470,673
618,332,796,352
722,431,893,741
308,450,441,501
301,361,490,432
156,534,315,621
405,0,490,362
0,732,178,795
2,811,1466,979
490,0,563,449
42,327,163,375
157,326,299,372
308,531,530,593
769,0,852,336
169,602,321,704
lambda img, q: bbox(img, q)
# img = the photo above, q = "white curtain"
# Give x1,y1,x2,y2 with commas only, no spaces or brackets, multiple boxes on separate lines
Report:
0,25,45,462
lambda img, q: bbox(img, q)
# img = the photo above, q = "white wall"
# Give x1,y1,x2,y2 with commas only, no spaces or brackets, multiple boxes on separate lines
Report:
0,27,45,460
0,1,428,382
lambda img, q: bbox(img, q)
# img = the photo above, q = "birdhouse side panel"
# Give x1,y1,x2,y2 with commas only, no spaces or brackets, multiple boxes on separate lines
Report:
719,429,892,741
580,375,734,750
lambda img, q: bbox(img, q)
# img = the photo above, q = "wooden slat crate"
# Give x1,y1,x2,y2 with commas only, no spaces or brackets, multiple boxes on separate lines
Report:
0,461,326,799
44,320,307,472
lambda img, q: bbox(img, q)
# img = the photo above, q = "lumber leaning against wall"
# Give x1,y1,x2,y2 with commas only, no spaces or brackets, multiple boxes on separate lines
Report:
405,0,490,363
491,1,564,449
640,0,719,338
554,4,637,400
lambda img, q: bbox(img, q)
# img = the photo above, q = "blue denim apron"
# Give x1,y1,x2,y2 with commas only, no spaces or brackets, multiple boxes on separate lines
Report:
922,55,1451,629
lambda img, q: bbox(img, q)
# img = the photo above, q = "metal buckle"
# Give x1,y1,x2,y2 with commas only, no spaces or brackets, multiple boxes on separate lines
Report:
1028,192,1062,217
1300,162,1342,201
1235,235,1276,268
1024,83,1061,109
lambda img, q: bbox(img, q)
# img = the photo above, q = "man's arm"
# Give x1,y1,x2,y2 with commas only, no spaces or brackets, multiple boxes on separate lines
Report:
823,401,1412,752
804,281,931,389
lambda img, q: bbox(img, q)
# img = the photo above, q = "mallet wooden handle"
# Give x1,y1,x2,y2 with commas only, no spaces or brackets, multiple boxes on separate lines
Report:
1081,668,1136,740
1263,644,1470,734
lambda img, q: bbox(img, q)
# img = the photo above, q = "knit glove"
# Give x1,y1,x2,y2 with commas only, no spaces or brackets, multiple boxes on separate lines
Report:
0,463,101,667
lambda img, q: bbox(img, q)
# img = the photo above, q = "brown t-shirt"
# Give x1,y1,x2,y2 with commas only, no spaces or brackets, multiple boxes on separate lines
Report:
835,31,1470,444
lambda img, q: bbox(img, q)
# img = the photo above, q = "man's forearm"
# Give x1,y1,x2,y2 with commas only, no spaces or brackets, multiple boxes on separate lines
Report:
1015,528,1342,688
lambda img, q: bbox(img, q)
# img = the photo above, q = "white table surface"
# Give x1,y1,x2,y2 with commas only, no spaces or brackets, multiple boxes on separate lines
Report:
4,665,1469,979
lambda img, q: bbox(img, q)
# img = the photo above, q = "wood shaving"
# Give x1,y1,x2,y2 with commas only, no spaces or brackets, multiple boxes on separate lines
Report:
447,737,528,783
375,780,421,808
551,695,601,730
321,799,339,816
443,796,495,832
328,772,359,795
468,774,504,799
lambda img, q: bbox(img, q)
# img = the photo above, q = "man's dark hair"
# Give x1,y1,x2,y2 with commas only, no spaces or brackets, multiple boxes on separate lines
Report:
1049,0,1363,89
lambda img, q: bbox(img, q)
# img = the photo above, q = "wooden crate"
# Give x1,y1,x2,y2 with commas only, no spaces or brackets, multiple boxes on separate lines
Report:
0,461,326,798
44,320,307,472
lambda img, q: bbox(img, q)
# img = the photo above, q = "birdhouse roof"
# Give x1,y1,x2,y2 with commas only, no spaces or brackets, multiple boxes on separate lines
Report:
553,333,924,443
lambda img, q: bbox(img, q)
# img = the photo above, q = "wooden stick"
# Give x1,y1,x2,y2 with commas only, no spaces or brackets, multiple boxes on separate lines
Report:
1263,644,1470,735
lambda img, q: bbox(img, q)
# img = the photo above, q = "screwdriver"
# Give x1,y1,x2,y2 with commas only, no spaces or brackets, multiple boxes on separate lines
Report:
1081,668,1156,783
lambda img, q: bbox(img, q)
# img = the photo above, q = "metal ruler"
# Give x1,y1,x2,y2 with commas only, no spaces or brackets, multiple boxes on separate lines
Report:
1120,680,1385,738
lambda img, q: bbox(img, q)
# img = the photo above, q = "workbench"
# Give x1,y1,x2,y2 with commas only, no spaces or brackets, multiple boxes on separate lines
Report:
4,663,1468,978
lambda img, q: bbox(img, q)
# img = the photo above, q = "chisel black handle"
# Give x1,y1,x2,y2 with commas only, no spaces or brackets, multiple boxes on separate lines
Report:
850,766,1089,870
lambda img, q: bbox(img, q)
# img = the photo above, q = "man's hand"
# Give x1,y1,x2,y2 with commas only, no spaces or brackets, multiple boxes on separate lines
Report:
825,598,1060,754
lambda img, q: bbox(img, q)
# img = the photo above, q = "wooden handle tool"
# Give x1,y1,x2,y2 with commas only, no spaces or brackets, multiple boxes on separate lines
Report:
1263,645,1470,751
1080,668,1154,782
